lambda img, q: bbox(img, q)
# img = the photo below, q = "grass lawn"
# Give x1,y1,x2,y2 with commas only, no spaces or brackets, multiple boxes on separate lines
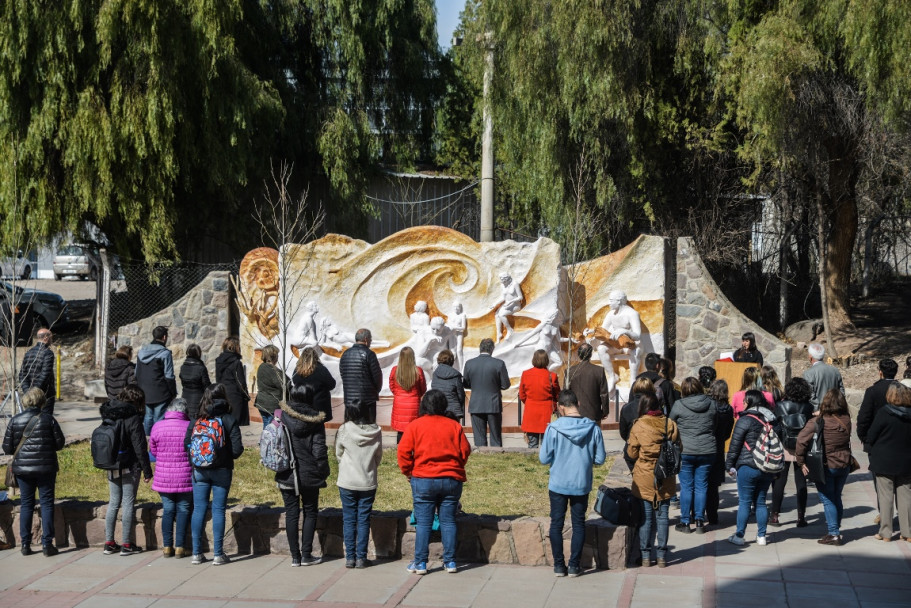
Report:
2,442,613,518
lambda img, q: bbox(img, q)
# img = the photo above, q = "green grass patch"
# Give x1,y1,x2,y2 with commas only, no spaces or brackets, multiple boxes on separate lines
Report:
2,443,613,518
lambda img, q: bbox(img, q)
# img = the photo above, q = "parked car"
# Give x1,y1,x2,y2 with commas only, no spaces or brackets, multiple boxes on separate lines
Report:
0,289,36,346
1,282,68,329
54,244,99,280
0,251,34,280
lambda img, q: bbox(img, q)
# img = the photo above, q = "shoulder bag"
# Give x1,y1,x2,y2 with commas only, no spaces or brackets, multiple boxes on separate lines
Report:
804,417,827,486
654,416,682,488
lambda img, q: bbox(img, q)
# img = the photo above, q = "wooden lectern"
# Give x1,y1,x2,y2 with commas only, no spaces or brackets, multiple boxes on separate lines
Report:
714,361,760,396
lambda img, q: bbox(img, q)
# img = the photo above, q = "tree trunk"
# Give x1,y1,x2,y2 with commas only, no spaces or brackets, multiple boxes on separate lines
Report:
862,214,885,298
822,148,858,332
816,195,838,360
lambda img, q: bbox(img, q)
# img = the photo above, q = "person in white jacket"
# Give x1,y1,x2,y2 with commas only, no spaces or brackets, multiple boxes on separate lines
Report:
335,399,383,569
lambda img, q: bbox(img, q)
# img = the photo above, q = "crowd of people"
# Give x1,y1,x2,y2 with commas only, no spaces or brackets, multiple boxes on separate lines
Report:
4,323,911,576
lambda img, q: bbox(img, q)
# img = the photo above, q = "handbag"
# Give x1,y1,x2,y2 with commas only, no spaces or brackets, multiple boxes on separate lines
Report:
654,415,682,488
594,485,644,527
804,417,827,486
849,455,861,473
5,413,41,493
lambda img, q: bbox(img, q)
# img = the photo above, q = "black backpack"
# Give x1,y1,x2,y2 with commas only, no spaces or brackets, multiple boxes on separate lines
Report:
594,485,644,527
91,419,125,470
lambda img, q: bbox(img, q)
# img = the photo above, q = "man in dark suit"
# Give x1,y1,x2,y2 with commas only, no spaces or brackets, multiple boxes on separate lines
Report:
462,338,510,447
566,343,608,422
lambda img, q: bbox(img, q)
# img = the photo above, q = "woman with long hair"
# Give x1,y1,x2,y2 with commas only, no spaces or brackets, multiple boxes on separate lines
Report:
215,337,249,426
254,344,289,427
292,346,337,421
149,398,193,557
398,390,471,575
760,365,784,403
725,390,781,546
706,380,734,525
179,343,211,420
734,332,764,365
770,377,814,527
185,383,244,565
866,383,911,542
518,349,560,449
620,378,656,471
335,399,383,568
390,346,427,443
731,367,774,417
2,388,65,556
796,389,854,545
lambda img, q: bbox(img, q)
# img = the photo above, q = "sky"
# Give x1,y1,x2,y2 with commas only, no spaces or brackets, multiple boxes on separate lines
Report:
436,0,467,50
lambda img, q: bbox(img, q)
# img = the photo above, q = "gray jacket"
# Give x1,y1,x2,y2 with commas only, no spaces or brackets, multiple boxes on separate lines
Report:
463,353,510,414
803,362,845,408
669,393,717,455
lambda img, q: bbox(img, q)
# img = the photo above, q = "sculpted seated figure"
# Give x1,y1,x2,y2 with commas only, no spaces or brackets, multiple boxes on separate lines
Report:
413,317,452,374
585,290,643,394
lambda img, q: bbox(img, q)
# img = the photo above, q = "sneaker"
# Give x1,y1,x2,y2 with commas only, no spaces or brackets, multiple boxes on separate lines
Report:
553,565,568,577
407,560,428,575
756,536,768,546
444,560,457,573
191,554,207,565
291,557,302,567
162,547,174,558
818,534,842,546
727,534,745,546
42,545,58,557
567,566,583,578
20,544,32,556
345,559,356,569
656,557,667,568
675,523,692,534
356,558,371,569
120,543,143,556
213,554,231,566
694,521,706,534
175,547,187,559
769,513,781,527
103,542,121,555
300,555,322,566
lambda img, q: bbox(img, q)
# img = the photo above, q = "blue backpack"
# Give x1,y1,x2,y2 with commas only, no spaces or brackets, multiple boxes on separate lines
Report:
189,417,225,468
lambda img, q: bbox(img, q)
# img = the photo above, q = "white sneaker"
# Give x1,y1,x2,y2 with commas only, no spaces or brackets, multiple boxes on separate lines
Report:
727,534,746,546
756,536,768,546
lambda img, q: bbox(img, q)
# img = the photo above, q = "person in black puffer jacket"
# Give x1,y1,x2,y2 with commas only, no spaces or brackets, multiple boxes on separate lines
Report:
105,346,136,400
19,329,56,415
185,383,244,565
291,347,336,422
724,390,781,547
215,337,249,426
276,385,329,566
338,329,382,423
770,377,815,527
179,343,211,420
2,388,65,556
431,350,465,421
100,385,154,555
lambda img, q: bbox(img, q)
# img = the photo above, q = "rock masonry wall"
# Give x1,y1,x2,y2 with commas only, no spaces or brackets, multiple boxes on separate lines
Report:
115,271,232,367
675,238,792,380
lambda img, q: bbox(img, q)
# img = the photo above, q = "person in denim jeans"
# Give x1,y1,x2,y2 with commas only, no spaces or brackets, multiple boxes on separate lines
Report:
149,398,193,557
795,389,854,545
336,399,383,568
540,390,605,577
398,390,471,575
185,384,244,565
670,377,718,534
725,390,781,546
627,393,680,567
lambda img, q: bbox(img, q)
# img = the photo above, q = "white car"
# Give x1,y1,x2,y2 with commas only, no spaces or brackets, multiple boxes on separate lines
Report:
54,244,99,280
0,251,33,280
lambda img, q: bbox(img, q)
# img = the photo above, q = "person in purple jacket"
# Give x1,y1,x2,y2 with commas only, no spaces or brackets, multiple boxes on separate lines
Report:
149,398,194,558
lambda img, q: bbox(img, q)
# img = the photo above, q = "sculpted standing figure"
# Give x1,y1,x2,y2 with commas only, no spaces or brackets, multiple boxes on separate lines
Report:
447,301,468,371
587,290,642,395
492,273,523,343
410,301,430,333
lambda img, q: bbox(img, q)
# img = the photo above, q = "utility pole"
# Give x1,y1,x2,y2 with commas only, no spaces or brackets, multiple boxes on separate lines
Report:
480,32,495,242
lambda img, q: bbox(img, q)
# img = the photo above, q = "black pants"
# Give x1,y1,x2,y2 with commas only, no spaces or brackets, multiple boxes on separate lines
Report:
771,461,807,516
282,487,320,558
471,413,502,447
705,456,726,525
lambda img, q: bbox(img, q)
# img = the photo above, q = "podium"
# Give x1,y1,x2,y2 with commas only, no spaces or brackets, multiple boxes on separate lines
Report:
714,361,760,396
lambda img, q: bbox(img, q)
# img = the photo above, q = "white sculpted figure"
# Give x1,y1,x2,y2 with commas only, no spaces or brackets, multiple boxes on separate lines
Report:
281,300,322,368
492,272,523,343
446,301,468,371
414,316,452,375
515,308,570,372
410,301,430,333
586,290,643,394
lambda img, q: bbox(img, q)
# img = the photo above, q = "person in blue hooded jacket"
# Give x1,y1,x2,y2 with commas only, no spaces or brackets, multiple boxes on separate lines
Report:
539,389,606,578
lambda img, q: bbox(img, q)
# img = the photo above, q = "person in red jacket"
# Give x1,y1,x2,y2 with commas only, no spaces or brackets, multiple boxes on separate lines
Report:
398,390,471,576
519,349,560,448
390,347,427,444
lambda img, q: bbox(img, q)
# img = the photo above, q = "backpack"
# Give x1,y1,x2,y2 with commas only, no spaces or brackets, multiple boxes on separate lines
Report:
654,416,682,487
260,410,291,472
594,485,644,527
91,419,125,470
778,408,809,451
744,414,785,473
189,417,226,468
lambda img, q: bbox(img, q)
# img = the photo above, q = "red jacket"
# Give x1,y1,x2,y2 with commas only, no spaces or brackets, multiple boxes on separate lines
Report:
519,367,559,434
398,414,471,481
389,366,427,432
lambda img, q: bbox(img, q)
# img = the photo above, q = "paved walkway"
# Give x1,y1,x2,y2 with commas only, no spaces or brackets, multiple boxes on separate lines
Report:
1,402,910,607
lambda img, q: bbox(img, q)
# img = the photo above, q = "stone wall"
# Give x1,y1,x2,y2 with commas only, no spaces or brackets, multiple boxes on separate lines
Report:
0,500,634,570
115,271,233,367
675,238,792,380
